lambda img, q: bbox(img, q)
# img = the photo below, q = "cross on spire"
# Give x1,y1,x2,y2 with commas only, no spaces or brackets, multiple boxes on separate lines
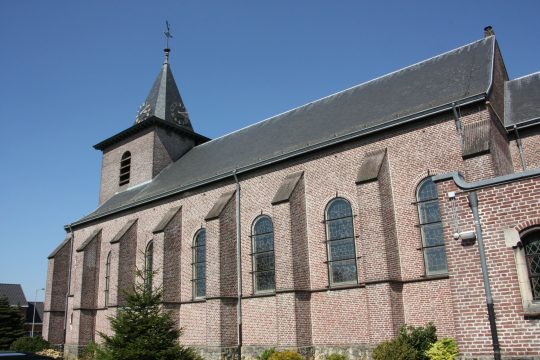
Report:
164,20,173,49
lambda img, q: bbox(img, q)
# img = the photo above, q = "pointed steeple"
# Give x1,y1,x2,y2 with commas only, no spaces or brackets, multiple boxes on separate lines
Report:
134,48,193,131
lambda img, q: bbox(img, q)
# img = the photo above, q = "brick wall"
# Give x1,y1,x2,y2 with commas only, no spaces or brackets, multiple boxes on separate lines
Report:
153,127,196,177
49,101,540,359
436,176,540,358
99,128,155,205
44,239,71,344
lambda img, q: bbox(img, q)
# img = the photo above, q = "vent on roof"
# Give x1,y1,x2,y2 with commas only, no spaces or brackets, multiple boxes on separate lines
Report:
119,151,131,186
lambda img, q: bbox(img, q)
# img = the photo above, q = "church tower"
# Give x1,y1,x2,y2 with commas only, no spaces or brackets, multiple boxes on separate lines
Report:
94,48,208,205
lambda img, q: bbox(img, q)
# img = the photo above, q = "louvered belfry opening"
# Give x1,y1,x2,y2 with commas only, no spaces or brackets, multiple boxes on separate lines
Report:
119,151,131,186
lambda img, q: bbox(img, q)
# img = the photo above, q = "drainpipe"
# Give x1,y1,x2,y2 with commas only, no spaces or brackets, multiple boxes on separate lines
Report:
232,170,243,360
513,125,527,171
468,192,501,360
452,102,463,143
63,224,74,345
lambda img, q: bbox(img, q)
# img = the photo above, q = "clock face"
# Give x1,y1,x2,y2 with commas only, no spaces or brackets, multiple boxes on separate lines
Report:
169,101,190,126
135,102,152,123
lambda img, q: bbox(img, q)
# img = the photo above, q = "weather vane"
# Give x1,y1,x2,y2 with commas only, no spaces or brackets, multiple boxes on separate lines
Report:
164,20,173,49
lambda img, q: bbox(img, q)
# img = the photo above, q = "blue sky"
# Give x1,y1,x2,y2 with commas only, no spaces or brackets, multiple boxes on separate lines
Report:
1,0,539,301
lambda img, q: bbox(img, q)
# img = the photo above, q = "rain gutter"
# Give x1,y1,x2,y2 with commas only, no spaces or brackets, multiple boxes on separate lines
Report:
232,170,242,359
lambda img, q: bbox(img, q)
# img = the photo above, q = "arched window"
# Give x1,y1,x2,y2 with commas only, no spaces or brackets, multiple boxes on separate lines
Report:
119,151,131,186
522,230,540,300
325,198,358,285
252,216,275,292
416,178,447,275
144,241,153,291
104,251,111,307
193,229,206,299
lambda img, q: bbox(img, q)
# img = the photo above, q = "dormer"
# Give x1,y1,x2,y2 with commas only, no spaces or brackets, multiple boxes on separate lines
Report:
94,49,209,205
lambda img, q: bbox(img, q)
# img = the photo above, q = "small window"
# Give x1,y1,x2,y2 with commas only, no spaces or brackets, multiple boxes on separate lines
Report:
252,216,275,292
325,198,358,285
416,178,447,275
104,251,111,307
144,241,153,291
522,231,540,300
192,229,206,299
119,151,131,186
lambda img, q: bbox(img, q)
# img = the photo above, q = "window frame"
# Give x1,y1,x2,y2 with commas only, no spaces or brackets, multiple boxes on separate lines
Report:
522,229,540,302
144,241,153,291
104,251,111,307
416,177,448,276
192,229,206,300
119,151,131,186
251,215,276,294
508,226,540,316
324,197,359,287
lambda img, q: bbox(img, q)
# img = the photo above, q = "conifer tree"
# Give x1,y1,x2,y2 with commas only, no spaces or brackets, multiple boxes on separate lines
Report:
0,296,25,350
98,271,199,360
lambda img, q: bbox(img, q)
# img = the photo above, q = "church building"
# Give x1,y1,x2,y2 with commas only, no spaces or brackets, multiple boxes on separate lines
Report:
44,28,540,359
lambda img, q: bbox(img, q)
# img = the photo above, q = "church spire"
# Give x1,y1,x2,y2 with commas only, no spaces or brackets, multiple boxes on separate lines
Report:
134,47,193,131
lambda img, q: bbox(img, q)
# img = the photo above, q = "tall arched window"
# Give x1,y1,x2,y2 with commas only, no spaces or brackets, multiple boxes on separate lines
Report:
252,216,275,292
104,251,111,307
416,178,447,275
119,151,131,186
193,229,206,299
522,230,540,300
325,198,358,285
144,241,153,291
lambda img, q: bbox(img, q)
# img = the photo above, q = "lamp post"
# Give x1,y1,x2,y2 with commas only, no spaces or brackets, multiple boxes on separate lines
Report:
31,288,44,338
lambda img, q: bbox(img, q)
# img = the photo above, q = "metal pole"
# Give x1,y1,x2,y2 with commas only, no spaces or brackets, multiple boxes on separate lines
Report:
468,192,501,360
31,288,44,337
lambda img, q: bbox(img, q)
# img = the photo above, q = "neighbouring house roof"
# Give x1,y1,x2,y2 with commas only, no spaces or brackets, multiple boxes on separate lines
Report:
26,302,44,323
0,283,28,307
72,36,497,227
504,72,540,129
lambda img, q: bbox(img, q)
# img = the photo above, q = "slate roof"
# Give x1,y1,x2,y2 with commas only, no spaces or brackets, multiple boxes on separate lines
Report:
26,302,44,323
504,72,540,129
134,49,193,131
72,36,496,226
0,283,28,307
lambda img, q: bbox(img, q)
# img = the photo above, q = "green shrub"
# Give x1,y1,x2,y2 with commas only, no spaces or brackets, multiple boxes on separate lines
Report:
326,353,347,360
98,270,201,360
426,338,459,360
9,336,50,353
398,323,437,360
372,339,417,360
36,348,63,359
268,350,304,360
80,341,99,360
258,348,277,360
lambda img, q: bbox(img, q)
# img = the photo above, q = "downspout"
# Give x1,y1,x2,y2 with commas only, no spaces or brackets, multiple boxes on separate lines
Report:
63,224,74,344
468,192,501,360
452,102,463,144
513,125,527,171
232,170,243,360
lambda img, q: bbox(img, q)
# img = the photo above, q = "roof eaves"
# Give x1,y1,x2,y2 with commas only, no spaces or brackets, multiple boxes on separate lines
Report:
152,206,181,233
47,234,73,259
76,228,102,252
110,219,137,244
505,117,540,130
70,92,487,228
93,117,209,150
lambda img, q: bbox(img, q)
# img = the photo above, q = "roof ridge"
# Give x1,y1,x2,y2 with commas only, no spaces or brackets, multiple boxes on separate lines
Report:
197,36,492,148
508,70,540,82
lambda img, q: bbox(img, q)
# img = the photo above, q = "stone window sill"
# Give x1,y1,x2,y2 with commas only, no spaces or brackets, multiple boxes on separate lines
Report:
524,302,540,318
